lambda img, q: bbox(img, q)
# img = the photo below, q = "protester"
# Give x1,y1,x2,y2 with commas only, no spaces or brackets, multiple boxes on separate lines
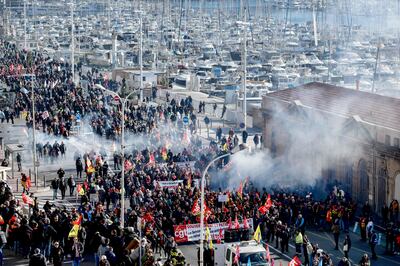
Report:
29,248,46,266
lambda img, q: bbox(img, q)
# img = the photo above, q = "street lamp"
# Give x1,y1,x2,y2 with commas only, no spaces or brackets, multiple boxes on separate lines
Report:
70,0,75,85
134,9,144,102
236,11,249,130
199,146,249,265
95,84,136,227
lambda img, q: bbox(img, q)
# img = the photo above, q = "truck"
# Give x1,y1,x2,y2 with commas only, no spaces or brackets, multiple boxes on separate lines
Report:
214,240,270,266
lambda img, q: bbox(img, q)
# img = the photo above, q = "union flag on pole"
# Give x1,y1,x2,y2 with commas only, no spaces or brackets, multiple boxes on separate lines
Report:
76,184,85,196
191,199,212,221
72,215,82,225
22,193,34,205
258,194,273,215
191,199,201,216
234,245,240,264
234,215,240,230
243,216,250,229
86,159,95,173
289,256,302,266
148,153,155,165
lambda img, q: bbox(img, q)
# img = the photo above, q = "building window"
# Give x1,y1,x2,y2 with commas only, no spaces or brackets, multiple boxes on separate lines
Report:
394,138,400,148
385,135,391,146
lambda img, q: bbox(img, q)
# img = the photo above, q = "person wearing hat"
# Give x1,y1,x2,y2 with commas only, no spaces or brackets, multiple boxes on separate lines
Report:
29,248,47,266
50,241,64,266
99,255,110,266
338,257,350,266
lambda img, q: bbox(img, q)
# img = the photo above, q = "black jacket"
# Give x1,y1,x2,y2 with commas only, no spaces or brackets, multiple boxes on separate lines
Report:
29,253,47,266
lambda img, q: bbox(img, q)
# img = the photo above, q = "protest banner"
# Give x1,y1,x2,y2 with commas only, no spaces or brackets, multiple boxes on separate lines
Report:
173,218,254,243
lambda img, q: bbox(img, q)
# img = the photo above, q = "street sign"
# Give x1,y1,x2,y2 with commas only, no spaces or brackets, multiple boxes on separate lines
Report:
35,161,40,167
183,116,189,125
240,122,245,129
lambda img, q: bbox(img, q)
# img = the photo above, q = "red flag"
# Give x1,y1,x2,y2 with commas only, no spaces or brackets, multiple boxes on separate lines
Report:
204,204,212,221
234,244,240,264
266,194,272,208
22,193,34,205
227,217,233,230
72,215,82,225
266,243,271,263
143,213,154,223
289,256,302,266
217,228,223,244
258,194,273,214
148,153,155,165
243,216,249,229
83,180,89,191
234,215,240,230
191,200,200,216
17,64,22,74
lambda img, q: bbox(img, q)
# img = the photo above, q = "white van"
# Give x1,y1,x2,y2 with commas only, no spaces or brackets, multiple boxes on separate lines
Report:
214,240,270,266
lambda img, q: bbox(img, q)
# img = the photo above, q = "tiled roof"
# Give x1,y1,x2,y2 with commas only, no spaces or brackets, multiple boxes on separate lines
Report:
264,82,400,131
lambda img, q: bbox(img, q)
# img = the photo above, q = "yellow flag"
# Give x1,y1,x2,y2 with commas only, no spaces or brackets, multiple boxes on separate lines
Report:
205,227,213,249
253,225,262,243
68,224,80,238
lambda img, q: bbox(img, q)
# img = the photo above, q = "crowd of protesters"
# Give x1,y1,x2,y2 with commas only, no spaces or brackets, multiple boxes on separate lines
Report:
0,40,399,266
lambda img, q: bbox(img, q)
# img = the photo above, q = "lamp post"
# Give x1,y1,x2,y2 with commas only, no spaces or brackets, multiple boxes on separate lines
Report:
95,84,135,227
31,78,38,186
199,147,249,265
23,0,27,49
135,9,143,102
237,10,248,130
70,0,75,84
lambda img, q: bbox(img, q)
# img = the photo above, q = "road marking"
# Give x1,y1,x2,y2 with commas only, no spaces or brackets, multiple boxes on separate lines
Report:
307,231,400,265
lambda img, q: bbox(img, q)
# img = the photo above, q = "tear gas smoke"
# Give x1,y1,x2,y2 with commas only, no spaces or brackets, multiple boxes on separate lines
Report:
212,95,363,194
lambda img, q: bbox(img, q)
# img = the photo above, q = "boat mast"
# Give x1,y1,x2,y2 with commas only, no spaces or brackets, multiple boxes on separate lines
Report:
242,6,247,130
313,0,318,46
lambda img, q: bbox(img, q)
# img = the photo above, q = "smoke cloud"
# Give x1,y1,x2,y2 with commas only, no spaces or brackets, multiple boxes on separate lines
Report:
214,93,363,197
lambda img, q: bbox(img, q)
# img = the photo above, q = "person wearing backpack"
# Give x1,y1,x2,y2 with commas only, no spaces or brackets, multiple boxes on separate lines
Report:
68,175,76,196
29,248,47,266
369,230,378,260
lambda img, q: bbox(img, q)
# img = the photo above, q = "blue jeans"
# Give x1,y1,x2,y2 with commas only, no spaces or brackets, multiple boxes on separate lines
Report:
43,240,51,258
73,258,81,266
94,253,99,266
